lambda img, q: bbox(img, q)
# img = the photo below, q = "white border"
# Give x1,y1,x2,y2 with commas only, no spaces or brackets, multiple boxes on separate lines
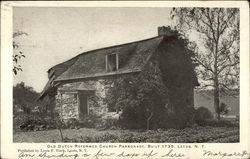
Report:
1,1,249,159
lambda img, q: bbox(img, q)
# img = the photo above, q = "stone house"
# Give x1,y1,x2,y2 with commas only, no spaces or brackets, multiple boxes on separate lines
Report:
39,26,199,120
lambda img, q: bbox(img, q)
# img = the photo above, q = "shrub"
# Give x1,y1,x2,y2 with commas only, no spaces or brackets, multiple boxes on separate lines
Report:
118,105,148,129
78,114,102,128
62,118,81,129
194,107,213,124
158,107,195,129
218,102,230,116
13,113,29,131
197,119,238,127
62,114,119,130
96,118,119,130
95,133,119,142
17,115,57,131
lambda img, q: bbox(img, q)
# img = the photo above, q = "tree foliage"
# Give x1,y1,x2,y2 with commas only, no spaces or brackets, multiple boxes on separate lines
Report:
13,82,54,116
13,82,39,114
106,59,195,129
13,31,28,75
106,61,170,129
105,31,197,129
171,8,239,120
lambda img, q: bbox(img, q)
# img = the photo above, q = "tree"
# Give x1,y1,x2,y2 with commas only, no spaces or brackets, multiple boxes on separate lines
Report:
105,31,197,129
171,8,239,120
13,31,28,75
13,82,39,114
106,61,170,129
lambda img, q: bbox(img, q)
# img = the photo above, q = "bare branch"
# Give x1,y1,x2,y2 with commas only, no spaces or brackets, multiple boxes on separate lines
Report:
218,62,239,74
204,9,217,42
194,56,214,73
171,8,239,94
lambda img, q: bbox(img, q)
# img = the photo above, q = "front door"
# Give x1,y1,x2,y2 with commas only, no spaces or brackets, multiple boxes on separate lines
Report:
78,92,88,117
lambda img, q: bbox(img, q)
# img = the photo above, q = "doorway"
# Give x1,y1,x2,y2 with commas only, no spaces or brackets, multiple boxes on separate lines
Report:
78,92,88,118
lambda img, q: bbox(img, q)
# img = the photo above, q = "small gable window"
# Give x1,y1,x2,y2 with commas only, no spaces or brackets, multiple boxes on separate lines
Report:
106,53,119,72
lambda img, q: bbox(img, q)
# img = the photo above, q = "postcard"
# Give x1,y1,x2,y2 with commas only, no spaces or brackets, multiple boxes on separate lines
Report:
1,1,249,159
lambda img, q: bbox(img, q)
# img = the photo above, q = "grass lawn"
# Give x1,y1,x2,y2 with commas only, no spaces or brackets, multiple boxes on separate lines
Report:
14,128,127,143
13,126,239,143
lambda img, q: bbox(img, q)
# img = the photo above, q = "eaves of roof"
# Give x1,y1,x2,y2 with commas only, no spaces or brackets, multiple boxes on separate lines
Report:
54,69,141,83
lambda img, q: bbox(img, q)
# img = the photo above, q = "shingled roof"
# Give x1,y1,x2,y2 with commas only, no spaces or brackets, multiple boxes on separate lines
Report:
56,36,164,81
39,36,165,99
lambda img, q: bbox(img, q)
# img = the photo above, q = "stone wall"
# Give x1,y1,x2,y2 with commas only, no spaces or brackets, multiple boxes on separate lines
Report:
55,93,79,120
55,78,115,120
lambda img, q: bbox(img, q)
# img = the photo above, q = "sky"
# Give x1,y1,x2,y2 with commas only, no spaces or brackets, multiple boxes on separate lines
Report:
13,7,172,92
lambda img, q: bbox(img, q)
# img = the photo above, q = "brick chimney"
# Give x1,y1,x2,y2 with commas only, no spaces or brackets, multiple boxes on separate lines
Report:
158,26,175,36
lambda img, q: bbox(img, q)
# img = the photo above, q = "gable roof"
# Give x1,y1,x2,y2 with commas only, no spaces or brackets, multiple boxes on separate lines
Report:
55,36,164,81
39,36,164,99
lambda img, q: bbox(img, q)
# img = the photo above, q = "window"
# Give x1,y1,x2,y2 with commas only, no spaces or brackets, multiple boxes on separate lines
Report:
106,53,118,72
